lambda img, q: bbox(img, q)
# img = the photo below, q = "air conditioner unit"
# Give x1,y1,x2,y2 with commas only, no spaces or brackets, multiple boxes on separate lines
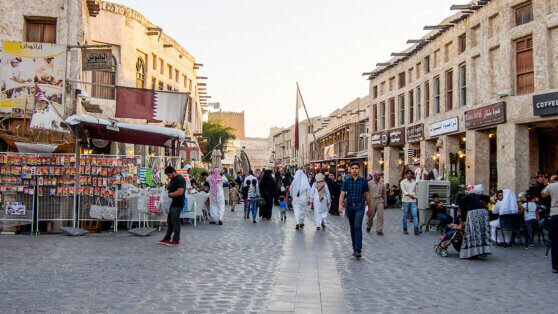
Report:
416,180,451,226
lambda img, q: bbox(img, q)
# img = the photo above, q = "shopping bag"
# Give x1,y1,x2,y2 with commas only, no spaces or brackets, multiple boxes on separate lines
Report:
159,190,172,215
137,195,149,213
149,196,161,214
89,198,103,219
102,199,117,220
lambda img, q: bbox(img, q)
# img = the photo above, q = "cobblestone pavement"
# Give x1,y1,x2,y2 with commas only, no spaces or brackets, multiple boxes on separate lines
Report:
1,205,557,313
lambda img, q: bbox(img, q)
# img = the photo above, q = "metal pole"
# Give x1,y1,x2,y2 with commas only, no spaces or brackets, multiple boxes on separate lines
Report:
73,138,80,229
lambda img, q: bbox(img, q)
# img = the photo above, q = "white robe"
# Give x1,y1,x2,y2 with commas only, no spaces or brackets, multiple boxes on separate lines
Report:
489,193,517,243
292,192,308,225
310,184,331,227
208,180,225,221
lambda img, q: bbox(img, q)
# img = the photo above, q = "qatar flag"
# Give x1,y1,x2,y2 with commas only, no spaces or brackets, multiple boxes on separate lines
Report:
115,86,188,124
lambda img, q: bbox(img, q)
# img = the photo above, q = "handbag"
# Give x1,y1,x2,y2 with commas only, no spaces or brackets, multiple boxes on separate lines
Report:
102,199,117,220
256,197,266,207
89,198,103,219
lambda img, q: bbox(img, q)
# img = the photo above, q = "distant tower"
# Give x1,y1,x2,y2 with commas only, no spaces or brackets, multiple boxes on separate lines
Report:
208,110,245,140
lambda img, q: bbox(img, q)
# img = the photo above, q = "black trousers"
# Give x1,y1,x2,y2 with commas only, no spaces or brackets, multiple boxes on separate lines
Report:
164,206,182,242
549,215,558,270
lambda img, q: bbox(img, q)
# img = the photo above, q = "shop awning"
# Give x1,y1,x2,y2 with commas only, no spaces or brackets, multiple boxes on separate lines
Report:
65,114,185,147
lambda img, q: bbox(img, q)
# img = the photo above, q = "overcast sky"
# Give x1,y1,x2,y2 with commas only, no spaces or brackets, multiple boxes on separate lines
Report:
110,0,454,137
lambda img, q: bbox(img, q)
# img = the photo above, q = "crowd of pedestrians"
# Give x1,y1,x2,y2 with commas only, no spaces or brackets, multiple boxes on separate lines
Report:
157,162,558,273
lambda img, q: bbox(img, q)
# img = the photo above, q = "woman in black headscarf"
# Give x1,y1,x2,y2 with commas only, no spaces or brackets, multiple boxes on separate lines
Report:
259,170,278,220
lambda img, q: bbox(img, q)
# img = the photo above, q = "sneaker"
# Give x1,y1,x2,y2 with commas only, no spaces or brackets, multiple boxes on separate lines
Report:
253,219,257,223
244,213,247,219
403,229,409,234
414,228,423,236
366,227,371,233
377,231,384,236
158,239,170,245
166,241,179,246
355,250,362,258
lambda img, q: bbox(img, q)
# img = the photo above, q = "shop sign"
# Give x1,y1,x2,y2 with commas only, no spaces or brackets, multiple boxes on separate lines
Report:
407,123,424,143
371,132,383,148
370,128,405,147
387,128,405,146
464,102,506,129
429,116,458,137
82,49,113,71
533,91,558,116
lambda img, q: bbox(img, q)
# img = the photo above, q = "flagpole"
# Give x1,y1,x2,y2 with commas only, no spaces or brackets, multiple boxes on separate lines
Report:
296,82,317,147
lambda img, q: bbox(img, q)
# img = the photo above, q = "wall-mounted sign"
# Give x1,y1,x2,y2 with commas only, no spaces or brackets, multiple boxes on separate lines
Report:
370,128,405,147
387,128,405,146
407,123,424,143
429,116,458,137
371,132,383,148
82,49,113,71
533,91,558,116
464,102,506,129
0,41,66,114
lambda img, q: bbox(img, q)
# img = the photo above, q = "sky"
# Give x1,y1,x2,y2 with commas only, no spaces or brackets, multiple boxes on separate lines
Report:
110,0,454,137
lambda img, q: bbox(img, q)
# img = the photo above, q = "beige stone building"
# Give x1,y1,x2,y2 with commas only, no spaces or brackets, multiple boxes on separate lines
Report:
0,0,203,159
272,117,323,173
308,96,371,177
208,110,245,140
365,0,558,193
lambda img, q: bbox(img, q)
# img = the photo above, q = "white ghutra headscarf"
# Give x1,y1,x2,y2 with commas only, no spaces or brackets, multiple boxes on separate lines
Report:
291,169,311,197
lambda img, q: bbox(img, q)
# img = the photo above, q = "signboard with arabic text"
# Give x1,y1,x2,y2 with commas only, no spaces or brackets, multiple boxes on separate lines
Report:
464,102,506,129
428,116,459,137
82,49,113,71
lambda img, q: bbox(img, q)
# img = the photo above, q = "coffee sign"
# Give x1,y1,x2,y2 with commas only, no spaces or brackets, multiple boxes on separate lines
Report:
407,124,424,143
82,49,113,71
533,91,558,116
464,102,506,129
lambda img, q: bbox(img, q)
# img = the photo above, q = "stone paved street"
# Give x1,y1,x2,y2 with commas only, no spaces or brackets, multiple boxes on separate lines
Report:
1,205,557,313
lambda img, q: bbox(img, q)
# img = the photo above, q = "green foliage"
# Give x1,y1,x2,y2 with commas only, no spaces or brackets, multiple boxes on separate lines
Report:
189,167,209,184
202,120,236,161
449,174,466,204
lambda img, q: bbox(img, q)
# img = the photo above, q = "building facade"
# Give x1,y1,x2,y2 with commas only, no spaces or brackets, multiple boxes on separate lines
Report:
365,0,558,192
208,110,245,140
273,117,323,173
308,96,371,177
0,0,203,162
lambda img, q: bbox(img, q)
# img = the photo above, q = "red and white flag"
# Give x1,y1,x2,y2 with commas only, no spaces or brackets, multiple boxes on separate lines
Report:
295,84,304,151
115,86,188,124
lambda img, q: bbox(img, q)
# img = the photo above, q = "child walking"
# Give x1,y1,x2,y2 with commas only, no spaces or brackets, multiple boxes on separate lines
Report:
242,180,251,219
279,196,288,221
248,179,259,223
521,192,539,248
229,183,238,212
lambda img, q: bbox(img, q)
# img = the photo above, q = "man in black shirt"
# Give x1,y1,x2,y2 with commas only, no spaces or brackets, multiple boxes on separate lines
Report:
158,166,186,246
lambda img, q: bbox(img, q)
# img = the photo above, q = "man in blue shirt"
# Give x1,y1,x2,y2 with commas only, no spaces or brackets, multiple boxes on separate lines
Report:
338,161,370,258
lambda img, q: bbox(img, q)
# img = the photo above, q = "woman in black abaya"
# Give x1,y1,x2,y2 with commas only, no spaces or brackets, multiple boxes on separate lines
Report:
259,170,278,220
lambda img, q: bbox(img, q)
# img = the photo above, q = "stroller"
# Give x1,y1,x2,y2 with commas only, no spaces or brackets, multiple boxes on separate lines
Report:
434,229,464,257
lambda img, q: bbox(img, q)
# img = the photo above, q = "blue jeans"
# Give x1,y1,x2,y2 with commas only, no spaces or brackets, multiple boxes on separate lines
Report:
346,205,365,251
249,197,258,219
524,218,538,246
402,202,419,230
435,213,454,233
244,200,250,215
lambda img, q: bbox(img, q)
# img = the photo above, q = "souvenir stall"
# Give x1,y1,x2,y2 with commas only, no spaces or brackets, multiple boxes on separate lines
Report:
64,114,186,236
